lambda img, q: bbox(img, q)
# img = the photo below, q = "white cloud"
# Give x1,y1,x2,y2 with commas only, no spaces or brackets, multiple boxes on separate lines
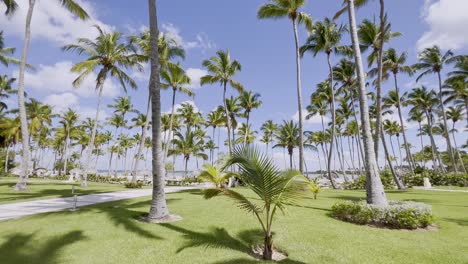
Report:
43,92,79,113
417,0,468,50
186,68,208,89
0,0,113,45
18,61,120,98
77,106,108,122
292,110,329,125
161,23,215,51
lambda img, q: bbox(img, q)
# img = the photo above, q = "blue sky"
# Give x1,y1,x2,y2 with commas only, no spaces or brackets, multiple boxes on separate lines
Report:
1,0,467,171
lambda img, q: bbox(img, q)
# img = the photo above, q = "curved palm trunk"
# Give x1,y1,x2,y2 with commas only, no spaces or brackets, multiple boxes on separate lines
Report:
393,74,415,173
162,88,177,168
292,18,304,173
15,0,36,191
347,0,388,205
425,111,445,172
132,95,151,181
147,0,170,220
396,135,403,169
350,95,366,168
381,129,405,189
327,53,338,189
437,72,457,172
82,86,104,187
417,122,425,168
452,123,467,173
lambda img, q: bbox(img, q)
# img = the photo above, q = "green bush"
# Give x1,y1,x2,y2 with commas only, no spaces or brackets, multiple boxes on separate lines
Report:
87,174,127,183
124,181,143,188
344,170,395,190
49,175,69,181
331,200,433,230
403,170,468,187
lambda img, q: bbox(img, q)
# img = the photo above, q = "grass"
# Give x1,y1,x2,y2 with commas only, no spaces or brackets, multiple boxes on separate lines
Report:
0,177,149,204
432,186,468,191
0,188,467,263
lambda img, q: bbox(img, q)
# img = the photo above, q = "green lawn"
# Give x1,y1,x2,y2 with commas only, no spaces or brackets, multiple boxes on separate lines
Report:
0,188,467,263
433,186,468,191
0,177,139,204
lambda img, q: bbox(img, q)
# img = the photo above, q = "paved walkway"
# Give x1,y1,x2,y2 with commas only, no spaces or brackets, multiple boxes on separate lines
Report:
0,186,201,221
413,187,468,193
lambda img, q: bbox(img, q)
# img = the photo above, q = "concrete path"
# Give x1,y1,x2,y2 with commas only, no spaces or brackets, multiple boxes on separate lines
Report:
0,186,201,221
413,187,468,193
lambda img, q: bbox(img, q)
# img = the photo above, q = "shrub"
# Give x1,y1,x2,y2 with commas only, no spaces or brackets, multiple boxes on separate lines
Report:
344,170,395,190
124,181,143,188
331,200,433,230
403,171,468,187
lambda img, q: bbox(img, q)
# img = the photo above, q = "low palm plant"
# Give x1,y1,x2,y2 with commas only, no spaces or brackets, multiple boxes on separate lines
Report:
198,163,237,188
204,146,309,260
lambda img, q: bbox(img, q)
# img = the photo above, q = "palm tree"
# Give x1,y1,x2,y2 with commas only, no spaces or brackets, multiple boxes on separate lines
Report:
225,96,242,146
146,0,171,221
58,109,79,177
260,120,278,155
204,139,217,165
107,114,127,137
108,96,133,134
408,109,426,158
130,111,150,180
238,91,262,144
201,50,243,154
236,123,257,145
381,48,415,172
273,120,300,169
0,31,20,66
0,75,16,111
198,163,236,188
161,62,193,164
206,108,226,160
8,0,88,191
168,130,208,177
413,45,457,172
203,145,309,260
407,86,444,171
63,25,143,186
446,106,467,172
442,77,468,124
257,0,312,173
338,0,388,205
301,17,348,185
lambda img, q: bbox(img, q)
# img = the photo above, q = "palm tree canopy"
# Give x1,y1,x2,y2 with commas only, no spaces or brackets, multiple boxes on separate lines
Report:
300,17,348,57
161,63,193,96
257,0,312,31
413,45,454,82
201,50,243,93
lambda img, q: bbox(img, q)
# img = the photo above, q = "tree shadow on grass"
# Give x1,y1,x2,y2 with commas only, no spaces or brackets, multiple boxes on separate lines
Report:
443,218,468,226
211,258,307,264
327,195,364,202
0,231,86,264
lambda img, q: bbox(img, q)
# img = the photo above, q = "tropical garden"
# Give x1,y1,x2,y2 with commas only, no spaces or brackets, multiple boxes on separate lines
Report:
0,0,467,263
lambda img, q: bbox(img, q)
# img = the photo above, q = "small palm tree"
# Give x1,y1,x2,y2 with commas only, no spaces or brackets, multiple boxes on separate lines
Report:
63,25,144,186
198,163,236,188
168,130,208,177
201,50,243,154
258,0,312,173
203,145,309,260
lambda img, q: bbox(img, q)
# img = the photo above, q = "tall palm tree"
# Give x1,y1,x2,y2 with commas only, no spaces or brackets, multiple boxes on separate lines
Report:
201,50,243,154
258,0,312,173
413,45,457,172
63,25,143,186
300,17,347,185
130,111,150,180
238,91,262,143
225,96,242,147
273,120,300,169
58,109,79,177
108,96,133,134
407,86,444,171
446,106,467,172
206,108,226,160
442,77,468,124
235,123,257,145
338,0,387,205
161,62,193,164
8,0,88,191
0,31,20,66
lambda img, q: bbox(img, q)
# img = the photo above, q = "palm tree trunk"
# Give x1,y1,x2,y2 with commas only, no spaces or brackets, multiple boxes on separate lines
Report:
289,149,293,169
347,0,388,205
244,113,250,144
223,82,232,154
351,95,366,168
292,18,304,173
15,0,36,191
373,0,386,164
380,129,405,189
425,111,445,172
347,136,356,179
393,74,415,173
82,85,104,187
162,88,177,168
147,0,170,220
437,72,457,172
396,135,403,169
184,157,188,178
108,152,113,176
465,97,468,126
327,53,338,189
132,95,151,181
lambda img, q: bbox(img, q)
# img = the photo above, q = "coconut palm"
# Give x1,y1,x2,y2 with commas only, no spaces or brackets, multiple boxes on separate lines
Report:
257,0,312,173
63,25,144,186
442,77,468,124
206,108,226,159
107,114,127,139
198,163,236,188
0,31,20,66
58,109,79,177
204,139,217,165
203,145,309,260
108,96,133,135
446,106,467,172
8,0,88,191
201,50,243,154
407,86,444,171
0,75,16,111
236,123,257,145
130,111,150,180
273,120,300,169
260,120,278,155
161,62,193,164
238,91,262,143
168,130,208,177
413,45,457,172
336,0,388,205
